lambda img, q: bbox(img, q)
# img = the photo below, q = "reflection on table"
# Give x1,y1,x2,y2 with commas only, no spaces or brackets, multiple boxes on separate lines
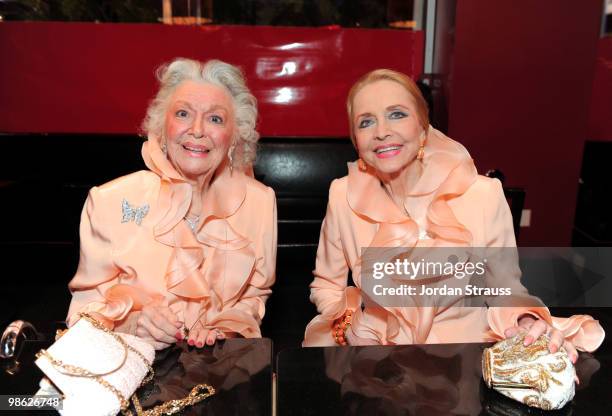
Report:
0,337,272,416
277,340,610,415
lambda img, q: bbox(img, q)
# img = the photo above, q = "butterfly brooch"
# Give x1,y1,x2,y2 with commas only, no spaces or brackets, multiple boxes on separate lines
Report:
121,199,149,226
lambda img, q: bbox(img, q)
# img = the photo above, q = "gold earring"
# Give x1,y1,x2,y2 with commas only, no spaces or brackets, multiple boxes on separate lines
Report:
417,130,427,161
358,158,367,171
417,142,425,161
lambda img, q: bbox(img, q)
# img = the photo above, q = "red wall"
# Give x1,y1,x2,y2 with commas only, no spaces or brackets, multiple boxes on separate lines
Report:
587,37,612,141
0,22,423,137
449,0,603,245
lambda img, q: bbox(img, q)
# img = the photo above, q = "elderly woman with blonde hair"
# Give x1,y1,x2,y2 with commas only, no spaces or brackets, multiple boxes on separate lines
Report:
67,58,277,350
303,69,604,358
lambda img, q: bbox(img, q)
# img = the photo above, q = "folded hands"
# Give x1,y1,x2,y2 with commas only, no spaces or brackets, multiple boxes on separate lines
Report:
135,300,229,350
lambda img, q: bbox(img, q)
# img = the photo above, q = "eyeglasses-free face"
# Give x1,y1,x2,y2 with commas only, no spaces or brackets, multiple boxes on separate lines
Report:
163,80,235,182
352,79,425,178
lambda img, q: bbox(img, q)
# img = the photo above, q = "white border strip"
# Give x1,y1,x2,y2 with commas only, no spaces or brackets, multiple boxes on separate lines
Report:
424,0,437,74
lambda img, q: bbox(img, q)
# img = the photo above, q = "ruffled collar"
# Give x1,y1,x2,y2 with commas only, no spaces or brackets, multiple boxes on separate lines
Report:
142,135,246,232
347,127,478,245
140,135,253,304
347,128,480,344
347,163,405,224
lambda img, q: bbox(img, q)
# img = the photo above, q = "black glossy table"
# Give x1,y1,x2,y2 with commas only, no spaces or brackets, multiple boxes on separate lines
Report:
2,311,610,415
277,309,612,416
0,338,273,415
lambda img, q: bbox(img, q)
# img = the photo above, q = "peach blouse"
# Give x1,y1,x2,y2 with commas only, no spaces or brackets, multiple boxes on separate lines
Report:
67,137,277,338
303,127,604,351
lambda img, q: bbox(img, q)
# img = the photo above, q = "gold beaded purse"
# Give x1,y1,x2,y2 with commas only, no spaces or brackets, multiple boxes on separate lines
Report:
482,333,575,410
34,313,214,416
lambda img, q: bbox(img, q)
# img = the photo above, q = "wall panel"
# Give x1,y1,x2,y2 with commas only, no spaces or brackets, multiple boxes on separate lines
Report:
0,22,423,137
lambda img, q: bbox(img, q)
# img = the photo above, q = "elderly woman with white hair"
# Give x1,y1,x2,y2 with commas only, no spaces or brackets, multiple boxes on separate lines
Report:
66,58,277,350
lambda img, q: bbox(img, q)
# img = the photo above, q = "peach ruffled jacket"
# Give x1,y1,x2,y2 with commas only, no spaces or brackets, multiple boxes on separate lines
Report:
303,127,604,352
67,137,277,338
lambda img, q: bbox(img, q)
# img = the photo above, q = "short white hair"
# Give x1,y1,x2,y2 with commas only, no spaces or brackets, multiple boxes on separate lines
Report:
142,58,259,166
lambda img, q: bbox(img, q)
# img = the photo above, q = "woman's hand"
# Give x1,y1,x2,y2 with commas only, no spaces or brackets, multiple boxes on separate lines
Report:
187,327,229,348
135,299,183,350
504,315,579,364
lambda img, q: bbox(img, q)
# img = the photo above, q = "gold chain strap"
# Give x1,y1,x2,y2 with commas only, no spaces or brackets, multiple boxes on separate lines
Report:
40,317,129,378
129,384,215,416
36,349,131,409
79,313,156,385
37,313,215,415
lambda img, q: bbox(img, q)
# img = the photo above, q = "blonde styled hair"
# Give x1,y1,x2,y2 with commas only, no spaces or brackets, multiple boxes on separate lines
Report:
141,58,259,167
346,69,429,147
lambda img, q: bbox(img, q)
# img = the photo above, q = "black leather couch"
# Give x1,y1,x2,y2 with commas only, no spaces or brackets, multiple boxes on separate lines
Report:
0,134,524,352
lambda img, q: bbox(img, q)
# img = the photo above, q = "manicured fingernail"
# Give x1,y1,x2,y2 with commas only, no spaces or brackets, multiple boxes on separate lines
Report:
196,341,203,348
523,336,533,346
217,333,225,339
549,344,557,353
187,339,194,346
207,338,214,345
175,332,183,341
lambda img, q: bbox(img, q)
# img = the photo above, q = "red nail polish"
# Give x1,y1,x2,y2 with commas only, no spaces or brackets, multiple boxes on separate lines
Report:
187,339,194,346
175,332,183,341
196,342,203,348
